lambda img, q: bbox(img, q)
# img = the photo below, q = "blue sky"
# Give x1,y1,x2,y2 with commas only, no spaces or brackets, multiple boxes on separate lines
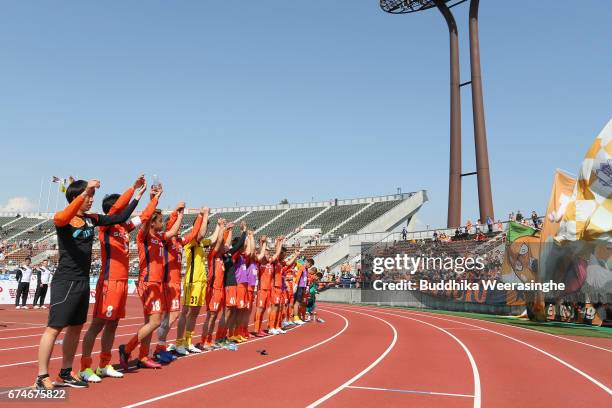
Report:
0,1,610,228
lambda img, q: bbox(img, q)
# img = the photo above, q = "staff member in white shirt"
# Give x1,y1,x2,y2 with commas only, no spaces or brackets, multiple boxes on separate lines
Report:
33,259,53,309
15,257,33,309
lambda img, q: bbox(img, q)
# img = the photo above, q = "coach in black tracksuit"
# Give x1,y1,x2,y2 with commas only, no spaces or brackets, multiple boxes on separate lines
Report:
14,257,33,308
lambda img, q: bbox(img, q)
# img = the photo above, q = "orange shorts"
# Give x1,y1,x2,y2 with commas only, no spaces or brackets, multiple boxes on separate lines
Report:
236,283,248,309
206,287,224,312
94,279,128,320
271,287,283,305
164,282,181,312
137,281,165,315
225,286,237,307
256,288,270,309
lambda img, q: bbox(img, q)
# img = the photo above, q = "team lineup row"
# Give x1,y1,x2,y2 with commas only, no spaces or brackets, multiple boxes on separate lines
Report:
34,175,320,390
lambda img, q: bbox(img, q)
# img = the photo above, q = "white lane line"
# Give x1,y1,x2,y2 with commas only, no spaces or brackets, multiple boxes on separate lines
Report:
346,385,474,398
0,315,151,336
0,322,146,344
340,306,481,408
403,310,612,396
306,308,397,408
0,321,46,326
400,308,612,353
0,312,207,348
0,318,275,396
364,307,611,397
121,310,350,408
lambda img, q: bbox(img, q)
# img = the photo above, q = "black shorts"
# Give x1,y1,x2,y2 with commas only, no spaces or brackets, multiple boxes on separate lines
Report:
48,280,90,327
295,286,305,302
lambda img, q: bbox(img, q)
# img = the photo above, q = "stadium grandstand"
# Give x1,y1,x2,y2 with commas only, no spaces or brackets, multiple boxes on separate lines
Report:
0,190,426,277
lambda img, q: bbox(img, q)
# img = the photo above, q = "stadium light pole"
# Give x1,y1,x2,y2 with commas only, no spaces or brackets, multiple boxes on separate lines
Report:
469,0,494,222
379,0,462,228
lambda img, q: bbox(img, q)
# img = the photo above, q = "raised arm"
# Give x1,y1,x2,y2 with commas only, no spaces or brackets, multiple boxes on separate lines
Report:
96,198,140,227
285,246,300,268
212,218,227,254
207,222,221,246
228,221,247,256
196,208,210,241
108,175,143,215
165,210,179,232
163,204,184,240
270,236,284,263
54,179,100,226
246,231,255,257
256,235,267,262
127,183,159,232
54,195,85,227
182,212,203,244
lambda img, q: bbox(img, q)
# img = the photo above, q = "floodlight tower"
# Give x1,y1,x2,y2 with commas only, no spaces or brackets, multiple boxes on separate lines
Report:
379,0,494,227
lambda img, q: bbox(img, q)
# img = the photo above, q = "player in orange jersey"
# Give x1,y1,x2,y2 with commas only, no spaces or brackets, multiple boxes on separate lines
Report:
281,266,295,329
269,238,299,335
230,229,256,342
252,236,272,337
199,218,231,349
79,175,159,382
293,257,315,325
118,185,182,370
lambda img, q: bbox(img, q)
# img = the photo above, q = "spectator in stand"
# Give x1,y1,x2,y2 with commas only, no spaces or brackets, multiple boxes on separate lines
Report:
509,211,515,221
496,220,503,231
516,210,523,222
15,257,33,309
401,227,407,241
33,259,53,309
486,216,493,233
466,220,473,234
531,211,540,228
475,220,482,234
433,231,438,241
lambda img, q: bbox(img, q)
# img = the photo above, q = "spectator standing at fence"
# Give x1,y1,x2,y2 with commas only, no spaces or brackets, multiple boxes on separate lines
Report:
15,257,33,309
401,227,407,240
33,259,53,309
531,211,540,228
486,216,493,233
516,210,523,222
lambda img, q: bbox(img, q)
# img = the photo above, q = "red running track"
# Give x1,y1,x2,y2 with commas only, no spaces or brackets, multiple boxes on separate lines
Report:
0,300,610,407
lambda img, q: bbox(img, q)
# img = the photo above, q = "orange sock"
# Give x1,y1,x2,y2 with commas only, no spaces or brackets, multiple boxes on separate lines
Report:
275,309,282,328
254,310,263,332
80,356,92,372
125,335,139,354
99,352,112,369
138,344,149,360
268,310,277,330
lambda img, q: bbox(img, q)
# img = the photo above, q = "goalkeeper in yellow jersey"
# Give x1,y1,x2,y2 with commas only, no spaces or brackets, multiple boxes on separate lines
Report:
171,208,220,355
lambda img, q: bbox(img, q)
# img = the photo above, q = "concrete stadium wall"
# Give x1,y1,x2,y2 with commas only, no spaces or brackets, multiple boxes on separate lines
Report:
314,190,427,270
317,288,524,315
